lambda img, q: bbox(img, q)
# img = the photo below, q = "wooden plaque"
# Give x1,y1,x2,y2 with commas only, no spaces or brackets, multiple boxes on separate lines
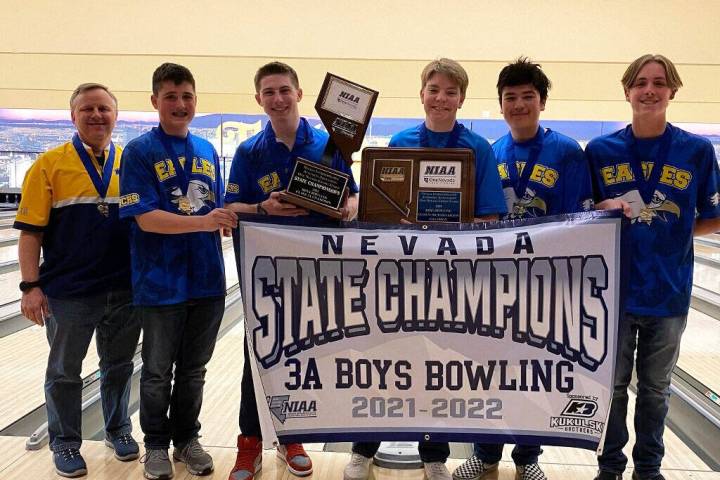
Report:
359,147,476,224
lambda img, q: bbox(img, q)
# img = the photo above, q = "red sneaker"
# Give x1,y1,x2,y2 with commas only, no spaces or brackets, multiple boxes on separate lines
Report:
276,443,313,476
228,435,262,480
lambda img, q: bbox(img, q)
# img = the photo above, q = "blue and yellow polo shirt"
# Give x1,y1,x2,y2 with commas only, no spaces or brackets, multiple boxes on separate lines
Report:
14,140,131,298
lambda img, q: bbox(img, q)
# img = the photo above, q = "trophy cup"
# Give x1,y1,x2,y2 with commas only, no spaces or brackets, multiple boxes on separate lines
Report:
278,73,378,218
359,147,476,224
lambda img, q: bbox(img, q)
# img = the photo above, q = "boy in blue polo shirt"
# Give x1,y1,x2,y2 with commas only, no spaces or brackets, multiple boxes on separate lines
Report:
587,54,720,480
387,58,505,222
452,57,593,480
224,61,358,480
120,63,238,480
344,58,505,480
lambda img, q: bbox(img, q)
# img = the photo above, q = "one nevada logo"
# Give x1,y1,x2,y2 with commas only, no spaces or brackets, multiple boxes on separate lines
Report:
338,91,360,103
267,395,318,424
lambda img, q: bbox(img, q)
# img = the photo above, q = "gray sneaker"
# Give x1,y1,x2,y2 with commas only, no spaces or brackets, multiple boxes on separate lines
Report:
142,449,174,480
343,453,372,480
424,462,452,480
173,438,214,476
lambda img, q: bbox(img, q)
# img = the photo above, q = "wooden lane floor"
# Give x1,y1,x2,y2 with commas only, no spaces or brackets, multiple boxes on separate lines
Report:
0,269,21,304
677,308,720,393
694,262,720,293
0,324,106,431
3,434,720,479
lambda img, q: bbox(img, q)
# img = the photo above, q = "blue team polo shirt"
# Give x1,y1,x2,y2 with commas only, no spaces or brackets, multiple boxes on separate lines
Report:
119,128,226,306
389,123,507,217
225,118,358,206
493,127,594,219
587,123,720,316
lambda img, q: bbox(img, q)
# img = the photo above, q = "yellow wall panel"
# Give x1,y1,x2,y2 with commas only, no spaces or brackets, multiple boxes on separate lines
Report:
1,1,719,122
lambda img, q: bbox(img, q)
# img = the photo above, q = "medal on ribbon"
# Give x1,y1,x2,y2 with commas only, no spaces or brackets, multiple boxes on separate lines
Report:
178,196,193,215
153,126,196,215
97,202,110,217
72,134,116,218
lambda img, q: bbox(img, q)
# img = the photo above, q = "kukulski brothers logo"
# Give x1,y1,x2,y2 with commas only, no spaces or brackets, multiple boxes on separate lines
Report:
419,161,462,189
549,395,605,435
267,395,318,424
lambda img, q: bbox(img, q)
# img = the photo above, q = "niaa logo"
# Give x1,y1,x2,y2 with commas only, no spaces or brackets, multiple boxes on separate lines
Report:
267,395,318,424
338,91,360,104
425,165,456,176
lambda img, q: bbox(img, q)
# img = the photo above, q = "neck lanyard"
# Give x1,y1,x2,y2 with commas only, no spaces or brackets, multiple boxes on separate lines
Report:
72,133,116,198
153,125,195,194
419,121,464,148
625,124,673,204
504,127,546,198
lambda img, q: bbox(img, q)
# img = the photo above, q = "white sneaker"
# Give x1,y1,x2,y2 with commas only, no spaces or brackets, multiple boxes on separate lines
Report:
344,453,372,480
425,462,452,480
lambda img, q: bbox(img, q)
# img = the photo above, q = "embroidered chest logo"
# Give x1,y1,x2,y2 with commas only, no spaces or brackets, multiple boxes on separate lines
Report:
601,162,692,190
497,162,558,188
154,157,216,182
258,172,281,194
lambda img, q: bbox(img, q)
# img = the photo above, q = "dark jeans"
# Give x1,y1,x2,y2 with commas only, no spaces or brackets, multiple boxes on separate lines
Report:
474,443,541,465
239,337,262,438
598,313,687,478
352,442,450,463
45,290,139,452
139,297,224,449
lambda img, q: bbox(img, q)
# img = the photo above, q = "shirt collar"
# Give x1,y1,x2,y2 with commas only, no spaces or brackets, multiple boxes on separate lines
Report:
264,117,313,147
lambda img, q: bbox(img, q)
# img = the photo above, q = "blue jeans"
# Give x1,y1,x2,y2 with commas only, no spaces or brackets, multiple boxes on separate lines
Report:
474,443,541,465
352,441,449,463
45,290,139,452
598,313,687,478
139,297,224,449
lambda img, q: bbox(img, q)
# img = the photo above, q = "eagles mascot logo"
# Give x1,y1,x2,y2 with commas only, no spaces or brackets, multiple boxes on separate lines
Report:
511,188,547,218
637,189,680,225
170,180,215,214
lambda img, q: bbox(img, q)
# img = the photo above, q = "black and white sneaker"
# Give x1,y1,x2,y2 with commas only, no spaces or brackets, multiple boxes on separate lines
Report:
452,455,499,480
515,463,547,480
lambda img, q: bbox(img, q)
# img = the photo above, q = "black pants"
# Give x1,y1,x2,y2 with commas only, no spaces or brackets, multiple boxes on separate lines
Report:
239,338,263,437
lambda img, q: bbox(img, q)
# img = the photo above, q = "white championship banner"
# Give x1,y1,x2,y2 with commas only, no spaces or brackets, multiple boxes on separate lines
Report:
236,211,624,451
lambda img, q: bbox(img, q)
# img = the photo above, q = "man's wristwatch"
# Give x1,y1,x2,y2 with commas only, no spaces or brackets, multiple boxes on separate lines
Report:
19,280,42,292
256,202,268,215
